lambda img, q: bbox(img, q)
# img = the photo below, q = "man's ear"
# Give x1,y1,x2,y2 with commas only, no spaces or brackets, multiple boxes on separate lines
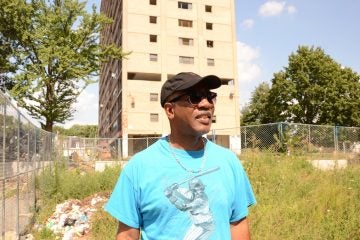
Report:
164,102,175,119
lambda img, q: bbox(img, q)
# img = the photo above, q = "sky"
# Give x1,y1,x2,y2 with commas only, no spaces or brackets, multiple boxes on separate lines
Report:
63,0,360,128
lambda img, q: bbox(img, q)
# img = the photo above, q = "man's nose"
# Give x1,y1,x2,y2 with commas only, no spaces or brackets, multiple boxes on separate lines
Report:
196,97,214,109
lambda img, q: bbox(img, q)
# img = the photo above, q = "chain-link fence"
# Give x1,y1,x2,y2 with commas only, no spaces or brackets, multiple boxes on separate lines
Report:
238,122,360,159
55,136,160,169
0,92,56,239
57,122,360,165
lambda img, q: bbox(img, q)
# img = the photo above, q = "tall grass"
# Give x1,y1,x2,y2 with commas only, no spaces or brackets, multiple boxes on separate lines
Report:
36,161,121,202
242,151,360,240
34,161,121,238
34,154,360,239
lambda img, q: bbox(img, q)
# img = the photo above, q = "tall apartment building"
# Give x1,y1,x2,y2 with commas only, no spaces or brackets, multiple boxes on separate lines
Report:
99,0,240,157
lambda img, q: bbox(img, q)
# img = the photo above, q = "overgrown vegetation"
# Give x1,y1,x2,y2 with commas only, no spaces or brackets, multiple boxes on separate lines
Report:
33,154,360,239
53,124,98,138
34,160,120,238
242,151,360,240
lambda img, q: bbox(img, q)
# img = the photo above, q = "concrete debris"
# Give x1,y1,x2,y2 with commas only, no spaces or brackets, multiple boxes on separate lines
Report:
39,194,108,240
310,159,347,170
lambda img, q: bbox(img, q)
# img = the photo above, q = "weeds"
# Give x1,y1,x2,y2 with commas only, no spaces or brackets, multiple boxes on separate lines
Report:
34,160,121,237
242,153,360,240
34,154,360,239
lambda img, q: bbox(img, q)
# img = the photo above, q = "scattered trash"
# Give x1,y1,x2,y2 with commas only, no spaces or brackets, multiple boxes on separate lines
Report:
24,233,35,239
38,193,108,240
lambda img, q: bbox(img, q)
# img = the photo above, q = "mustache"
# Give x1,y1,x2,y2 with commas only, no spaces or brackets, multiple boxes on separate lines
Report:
195,110,213,118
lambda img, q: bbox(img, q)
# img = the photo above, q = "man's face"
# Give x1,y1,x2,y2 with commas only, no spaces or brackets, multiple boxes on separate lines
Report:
165,83,217,137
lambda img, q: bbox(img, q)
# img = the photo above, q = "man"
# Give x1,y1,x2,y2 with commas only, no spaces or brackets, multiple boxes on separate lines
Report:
105,72,256,239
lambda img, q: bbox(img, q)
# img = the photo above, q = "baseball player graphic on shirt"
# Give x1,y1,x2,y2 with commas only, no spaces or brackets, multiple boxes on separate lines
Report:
164,167,220,240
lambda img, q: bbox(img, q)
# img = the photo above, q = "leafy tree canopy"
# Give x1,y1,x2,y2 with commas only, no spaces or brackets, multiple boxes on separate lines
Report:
0,32,16,92
242,46,360,127
54,124,98,138
0,0,128,132
241,82,271,125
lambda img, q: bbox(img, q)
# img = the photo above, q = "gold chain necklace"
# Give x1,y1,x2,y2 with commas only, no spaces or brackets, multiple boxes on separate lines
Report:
167,135,207,174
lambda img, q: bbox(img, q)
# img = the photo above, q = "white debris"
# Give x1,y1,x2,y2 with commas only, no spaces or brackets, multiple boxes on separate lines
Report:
42,194,108,239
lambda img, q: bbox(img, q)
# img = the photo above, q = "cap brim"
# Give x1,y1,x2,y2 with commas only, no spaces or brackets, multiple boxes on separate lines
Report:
200,75,222,89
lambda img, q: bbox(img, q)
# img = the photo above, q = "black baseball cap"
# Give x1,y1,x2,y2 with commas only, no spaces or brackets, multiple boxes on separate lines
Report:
160,72,221,107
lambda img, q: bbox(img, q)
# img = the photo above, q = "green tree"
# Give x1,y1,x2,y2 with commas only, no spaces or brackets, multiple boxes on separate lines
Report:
54,124,98,138
241,82,271,125
265,46,360,127
0,0,127,131
0,32,16,91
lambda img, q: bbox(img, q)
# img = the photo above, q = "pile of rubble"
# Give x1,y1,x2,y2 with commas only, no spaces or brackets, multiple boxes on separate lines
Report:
36,193,108,240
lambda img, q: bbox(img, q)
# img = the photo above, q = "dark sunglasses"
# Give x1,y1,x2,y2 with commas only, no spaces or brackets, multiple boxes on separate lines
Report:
170,91,217,106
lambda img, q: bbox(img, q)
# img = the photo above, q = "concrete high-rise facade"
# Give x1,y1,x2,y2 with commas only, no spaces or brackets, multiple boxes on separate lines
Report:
99,0,240,156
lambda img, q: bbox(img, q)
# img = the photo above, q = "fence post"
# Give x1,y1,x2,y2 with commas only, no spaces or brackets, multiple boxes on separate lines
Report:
1,101,6,239
308,124,311,151
117,138,121,161
83,138,86,162
16,111,20,239
25,122,30,229
33,127,37,214
334,125,338,152
244,127,247,149
122,135,128,158
278,122,284,148
211,129,216,143
67,136,70,165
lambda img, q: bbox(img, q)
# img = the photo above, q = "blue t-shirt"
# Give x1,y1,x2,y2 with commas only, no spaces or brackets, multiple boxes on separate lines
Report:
105,137,256,240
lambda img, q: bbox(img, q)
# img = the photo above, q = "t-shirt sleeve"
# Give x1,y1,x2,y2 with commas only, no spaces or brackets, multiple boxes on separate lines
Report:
104,166,141,228
230,158,256,223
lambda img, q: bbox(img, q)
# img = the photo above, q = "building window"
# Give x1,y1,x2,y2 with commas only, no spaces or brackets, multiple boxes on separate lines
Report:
150,0,156,5
149,16,157,24
207,58,215,66
178,1,192,9
205,5,212,12
150,93,158,101
178,19,193,28
179,37,194,46
179,56,194,64
150,113,159,122
150,35,157,42
149,53,158,61
207,40,214,48
206,22,213,30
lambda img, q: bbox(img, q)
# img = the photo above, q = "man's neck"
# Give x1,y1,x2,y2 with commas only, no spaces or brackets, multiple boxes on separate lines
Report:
168,134,205,151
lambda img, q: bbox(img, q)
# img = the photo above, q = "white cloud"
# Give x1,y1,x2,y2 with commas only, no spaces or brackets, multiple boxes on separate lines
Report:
63,84,98,128
237,41,260,64
237,41,263,107
259,1,297,17
241,19,254,29
259,1,286,16
287,5,297,14
237,41,261,83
